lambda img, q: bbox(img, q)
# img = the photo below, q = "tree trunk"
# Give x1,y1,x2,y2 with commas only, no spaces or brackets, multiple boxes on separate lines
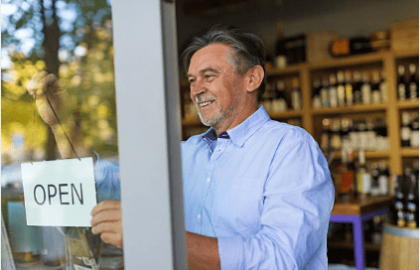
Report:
40,0,61,160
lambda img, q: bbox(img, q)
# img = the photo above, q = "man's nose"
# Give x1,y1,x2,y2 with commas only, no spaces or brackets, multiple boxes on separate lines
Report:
190,79,206,98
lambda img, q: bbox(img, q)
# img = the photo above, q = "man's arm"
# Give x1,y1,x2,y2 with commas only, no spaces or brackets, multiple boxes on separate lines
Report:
186,232,220,270
90,201,221,269
27,72,88,159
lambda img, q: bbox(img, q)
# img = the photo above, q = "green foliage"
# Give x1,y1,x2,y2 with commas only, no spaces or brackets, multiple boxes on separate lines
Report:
2,0,119,161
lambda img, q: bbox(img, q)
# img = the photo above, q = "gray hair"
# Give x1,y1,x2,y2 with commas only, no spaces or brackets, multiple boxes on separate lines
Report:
180,25,267,103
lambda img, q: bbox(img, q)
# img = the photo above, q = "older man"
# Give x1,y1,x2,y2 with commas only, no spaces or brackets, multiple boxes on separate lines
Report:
30,26,334,270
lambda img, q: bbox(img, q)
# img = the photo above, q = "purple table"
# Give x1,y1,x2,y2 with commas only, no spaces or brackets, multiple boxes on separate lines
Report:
329,195,393,270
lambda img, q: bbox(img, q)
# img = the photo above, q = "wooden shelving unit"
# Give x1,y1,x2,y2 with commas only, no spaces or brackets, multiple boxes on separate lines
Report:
180,49,419,175
311,103,388,115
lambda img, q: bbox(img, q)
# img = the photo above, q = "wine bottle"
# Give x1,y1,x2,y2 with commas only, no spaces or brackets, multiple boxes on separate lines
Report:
275,80,288,112
378,160,390,195
410,112,419,148
330,119,342,150
329,74,338,108
312,77,322,109
405,175,417,228
337,71,346,107
397,65,407,101
394,175,406,227
353,71,363,104
338,148,355,200
380,71,388,103
320,77,330,108
344,70,354,106
361,72,372,104
357,150,371,197
320,118,331,152
370,162,380,196
401,111,411,147
291,77,302,110
409,64,418,100
371,70,381,104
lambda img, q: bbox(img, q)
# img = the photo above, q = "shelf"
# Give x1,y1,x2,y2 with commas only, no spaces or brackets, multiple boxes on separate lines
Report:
268,110,303,119
308,52,388,70
392,48,420,59
328,240,381,252
266,63,305,76
401,148,419,157
326,150,390,160
397,99,419,109
311,103,388,115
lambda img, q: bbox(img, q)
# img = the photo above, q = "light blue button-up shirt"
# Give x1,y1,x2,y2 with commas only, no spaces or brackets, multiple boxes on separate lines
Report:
181,106,335,269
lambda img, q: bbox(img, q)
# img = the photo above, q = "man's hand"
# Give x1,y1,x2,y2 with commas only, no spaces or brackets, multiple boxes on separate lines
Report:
91,200,123,249
27,71,66,127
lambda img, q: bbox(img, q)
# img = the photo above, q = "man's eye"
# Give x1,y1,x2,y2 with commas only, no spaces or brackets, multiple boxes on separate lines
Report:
188,79,195,83
205,75,215,80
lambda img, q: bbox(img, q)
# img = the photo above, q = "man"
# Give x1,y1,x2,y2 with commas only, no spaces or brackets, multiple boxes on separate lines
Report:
29,26,334,269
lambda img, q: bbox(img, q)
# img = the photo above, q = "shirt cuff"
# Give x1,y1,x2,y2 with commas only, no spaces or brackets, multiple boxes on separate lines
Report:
218,236,244,270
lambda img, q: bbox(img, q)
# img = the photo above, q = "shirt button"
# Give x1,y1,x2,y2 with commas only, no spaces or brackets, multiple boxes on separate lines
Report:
206,177,211,183
197,214,201,219
218,149,221,152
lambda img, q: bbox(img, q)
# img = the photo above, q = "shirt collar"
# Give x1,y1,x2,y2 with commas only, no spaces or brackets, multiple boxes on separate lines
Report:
201,106,270,148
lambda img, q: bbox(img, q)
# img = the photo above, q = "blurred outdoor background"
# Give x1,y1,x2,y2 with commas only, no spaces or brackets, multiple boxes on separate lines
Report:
2,0,117,168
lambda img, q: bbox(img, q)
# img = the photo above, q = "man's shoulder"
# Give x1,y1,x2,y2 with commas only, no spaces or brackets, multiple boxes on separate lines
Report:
259,119,312,143
181,132,206,148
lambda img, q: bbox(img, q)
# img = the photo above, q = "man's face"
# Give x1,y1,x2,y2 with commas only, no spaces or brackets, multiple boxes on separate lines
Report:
187,43,248,132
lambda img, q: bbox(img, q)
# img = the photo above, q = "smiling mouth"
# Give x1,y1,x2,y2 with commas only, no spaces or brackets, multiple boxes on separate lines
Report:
198,100,214,108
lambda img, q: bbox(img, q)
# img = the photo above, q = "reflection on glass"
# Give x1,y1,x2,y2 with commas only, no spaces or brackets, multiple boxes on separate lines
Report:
1,0,123,269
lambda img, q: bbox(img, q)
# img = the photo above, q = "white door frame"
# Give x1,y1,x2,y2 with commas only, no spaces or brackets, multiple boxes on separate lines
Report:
112,1,187,268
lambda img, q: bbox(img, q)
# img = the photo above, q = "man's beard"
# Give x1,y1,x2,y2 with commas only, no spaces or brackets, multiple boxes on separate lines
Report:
197,107,227,127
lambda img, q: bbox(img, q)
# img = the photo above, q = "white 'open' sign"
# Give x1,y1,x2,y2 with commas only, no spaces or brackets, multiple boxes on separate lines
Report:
21,157,97,227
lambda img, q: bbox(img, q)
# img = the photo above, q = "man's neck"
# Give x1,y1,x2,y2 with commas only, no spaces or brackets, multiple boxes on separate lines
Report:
214,105,259,135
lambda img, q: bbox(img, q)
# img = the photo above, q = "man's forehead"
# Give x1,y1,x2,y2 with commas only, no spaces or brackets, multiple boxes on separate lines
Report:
188,43,234,74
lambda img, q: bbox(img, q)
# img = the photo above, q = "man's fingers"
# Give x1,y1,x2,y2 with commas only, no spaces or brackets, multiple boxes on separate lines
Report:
91,220,122,235
100,232,123,249
90,209,121,227
91,200,121,216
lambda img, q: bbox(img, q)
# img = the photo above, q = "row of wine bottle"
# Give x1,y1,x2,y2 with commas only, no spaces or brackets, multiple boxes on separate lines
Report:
335,149,391,200
397,64,419,101
320,117,389,152
400,111,419,148
312,69,388,109
262,78,301,112
391,161,419,228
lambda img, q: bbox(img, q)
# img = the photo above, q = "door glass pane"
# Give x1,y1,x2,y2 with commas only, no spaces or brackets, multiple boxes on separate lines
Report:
1,1,124,269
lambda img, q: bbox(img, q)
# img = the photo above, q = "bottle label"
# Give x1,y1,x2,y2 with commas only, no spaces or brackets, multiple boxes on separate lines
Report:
410,83,418,99
398,84,406,100
411,131,419,148
401,127,411,140
362,85,372,104
321,89,329,107
329,87,338,107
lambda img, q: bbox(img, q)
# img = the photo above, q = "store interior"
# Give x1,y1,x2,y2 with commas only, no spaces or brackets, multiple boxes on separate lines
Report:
176,0,419,269
1,0,418,269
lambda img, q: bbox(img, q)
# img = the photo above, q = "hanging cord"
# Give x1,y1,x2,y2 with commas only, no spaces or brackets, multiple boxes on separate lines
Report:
44,93,81,161
30,92,38,164
31,88,81,162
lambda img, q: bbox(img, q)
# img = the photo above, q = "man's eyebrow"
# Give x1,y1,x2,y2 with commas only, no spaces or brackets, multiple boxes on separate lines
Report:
187,67,220,78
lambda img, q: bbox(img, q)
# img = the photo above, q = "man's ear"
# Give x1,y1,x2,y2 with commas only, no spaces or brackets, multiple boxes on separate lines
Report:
245,65,264,93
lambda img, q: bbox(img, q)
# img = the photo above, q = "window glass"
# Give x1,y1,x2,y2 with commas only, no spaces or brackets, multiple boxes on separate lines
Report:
1,1,124,269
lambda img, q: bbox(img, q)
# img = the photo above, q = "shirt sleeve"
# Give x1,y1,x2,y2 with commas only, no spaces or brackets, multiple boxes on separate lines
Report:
217,130,335,269
93,152,121,203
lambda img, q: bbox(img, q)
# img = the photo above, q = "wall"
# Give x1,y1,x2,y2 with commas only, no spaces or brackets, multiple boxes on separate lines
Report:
176,0,419,54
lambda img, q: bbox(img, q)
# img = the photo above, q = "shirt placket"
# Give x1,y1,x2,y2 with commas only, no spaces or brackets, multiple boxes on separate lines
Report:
196,138,229,234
